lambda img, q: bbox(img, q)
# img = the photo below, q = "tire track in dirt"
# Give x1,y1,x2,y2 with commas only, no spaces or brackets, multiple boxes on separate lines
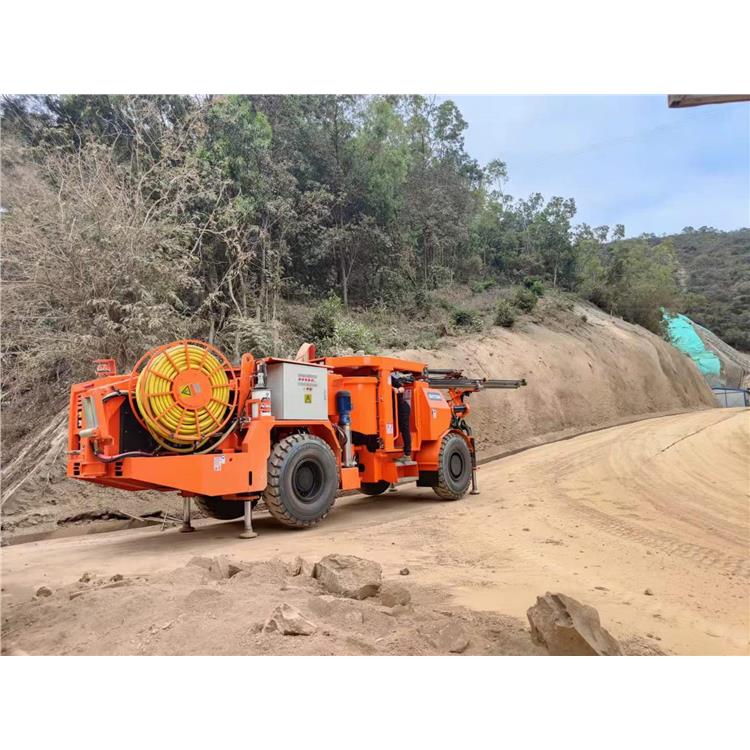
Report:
562,501,750,578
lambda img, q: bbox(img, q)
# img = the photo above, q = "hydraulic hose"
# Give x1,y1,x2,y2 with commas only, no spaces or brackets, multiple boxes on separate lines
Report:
133,341,236,453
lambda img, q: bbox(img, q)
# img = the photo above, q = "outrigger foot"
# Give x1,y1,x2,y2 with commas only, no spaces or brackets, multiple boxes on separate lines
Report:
239,499,258,539
180,497,196,532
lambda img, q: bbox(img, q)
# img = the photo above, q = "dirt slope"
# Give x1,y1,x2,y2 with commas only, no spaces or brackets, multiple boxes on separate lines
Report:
395,298,716,456
2,409,747,656
694,322,750,388
1,298,715,540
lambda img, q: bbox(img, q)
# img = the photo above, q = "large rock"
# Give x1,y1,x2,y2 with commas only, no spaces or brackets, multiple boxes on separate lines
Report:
527,592,623,656
288,556,314,577
189,555,242,580
263,603,317,636
434,621,470,654
380,581,411,607
313,554,382,599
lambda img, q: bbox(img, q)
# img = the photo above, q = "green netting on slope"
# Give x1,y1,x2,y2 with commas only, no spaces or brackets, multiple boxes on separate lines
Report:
662,310,721,377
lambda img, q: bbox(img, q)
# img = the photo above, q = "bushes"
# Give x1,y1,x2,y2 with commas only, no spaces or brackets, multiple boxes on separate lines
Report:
309,295,340,344
451,307,483,332
492,284,541,328
335,318,377,353
494,300,516,327
469,278,496,294
523,276,545,297
308,295,376,354
513,286,539,313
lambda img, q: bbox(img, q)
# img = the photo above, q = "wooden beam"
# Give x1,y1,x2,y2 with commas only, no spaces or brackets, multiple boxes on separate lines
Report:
668,94,750,108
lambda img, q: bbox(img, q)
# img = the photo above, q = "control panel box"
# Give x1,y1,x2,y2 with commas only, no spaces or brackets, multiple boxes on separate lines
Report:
266,362,328,420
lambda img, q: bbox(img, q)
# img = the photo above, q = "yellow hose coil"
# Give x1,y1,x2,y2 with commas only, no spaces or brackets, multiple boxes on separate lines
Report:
134,341,235,452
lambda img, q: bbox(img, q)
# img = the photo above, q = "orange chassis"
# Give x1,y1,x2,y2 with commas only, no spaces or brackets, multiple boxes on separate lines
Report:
67,350,480,503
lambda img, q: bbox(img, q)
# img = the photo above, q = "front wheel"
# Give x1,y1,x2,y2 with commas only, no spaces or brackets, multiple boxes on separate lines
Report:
263,434,338,528
433,433,472,500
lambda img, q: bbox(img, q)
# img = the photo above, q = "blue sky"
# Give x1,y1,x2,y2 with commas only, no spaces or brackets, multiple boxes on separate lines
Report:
446,95,749,237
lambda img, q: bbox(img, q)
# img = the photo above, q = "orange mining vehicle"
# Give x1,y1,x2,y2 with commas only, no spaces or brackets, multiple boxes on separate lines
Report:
67,340,525,536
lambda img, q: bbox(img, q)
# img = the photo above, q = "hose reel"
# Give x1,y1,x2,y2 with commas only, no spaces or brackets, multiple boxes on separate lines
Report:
129,340,238,453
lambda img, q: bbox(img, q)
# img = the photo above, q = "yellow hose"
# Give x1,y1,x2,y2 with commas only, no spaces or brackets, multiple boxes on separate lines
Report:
135,342,232,452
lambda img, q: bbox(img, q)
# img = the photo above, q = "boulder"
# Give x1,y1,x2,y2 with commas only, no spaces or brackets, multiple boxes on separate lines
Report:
433,621,469,653
313,554,382,599
380,581,411,608
527,592,623,656
207,556,242,580
263,603,317,636
288,556,314,577
35,586,53,598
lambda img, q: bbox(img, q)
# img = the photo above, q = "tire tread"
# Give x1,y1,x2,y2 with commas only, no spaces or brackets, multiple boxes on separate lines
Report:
263,433,337,528
433,433,471,500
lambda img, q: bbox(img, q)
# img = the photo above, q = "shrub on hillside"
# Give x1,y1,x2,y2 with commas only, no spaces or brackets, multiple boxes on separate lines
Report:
451,307,483,332
308,294,376,354
309,294,341,344
523,276,545,297
470,278,496,294
335,318,377,353
494,300,516,327
513,286,538,313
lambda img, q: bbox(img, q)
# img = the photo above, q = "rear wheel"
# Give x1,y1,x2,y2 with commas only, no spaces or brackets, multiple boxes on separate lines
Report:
263,434,338,528
360,480,391,496
194,495,256,520
433,433,472,500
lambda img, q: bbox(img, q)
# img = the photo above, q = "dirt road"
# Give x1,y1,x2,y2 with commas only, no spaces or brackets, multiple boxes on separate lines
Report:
2,408,748,655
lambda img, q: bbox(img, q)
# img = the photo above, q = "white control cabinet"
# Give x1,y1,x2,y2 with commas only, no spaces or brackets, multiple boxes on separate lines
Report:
266,362,328,420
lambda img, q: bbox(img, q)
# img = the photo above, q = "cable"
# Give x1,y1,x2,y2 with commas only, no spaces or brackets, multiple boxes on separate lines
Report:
133,341,236,453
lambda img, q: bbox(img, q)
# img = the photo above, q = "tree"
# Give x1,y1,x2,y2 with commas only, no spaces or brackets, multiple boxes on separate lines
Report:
1,128,202,411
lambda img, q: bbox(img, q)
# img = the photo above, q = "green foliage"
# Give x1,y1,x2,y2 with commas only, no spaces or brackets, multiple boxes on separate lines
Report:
513,286,539,313
576,237,681,333
523,276,545,297
413,288,431,311
225,315,275,358
451,307,483,332
309,294,341,344
308,295,376,354
334,317,377,353
668,228,750,351
470,278,496,294
494,299,516,327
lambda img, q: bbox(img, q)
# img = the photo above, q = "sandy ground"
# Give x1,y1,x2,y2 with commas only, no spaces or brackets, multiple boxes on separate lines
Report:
2,408,747,656
1,298,715,540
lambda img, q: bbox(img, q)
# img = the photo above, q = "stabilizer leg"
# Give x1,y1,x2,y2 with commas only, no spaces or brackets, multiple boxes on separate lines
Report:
239,499,258,539
470,465,480,495
180,497,196,532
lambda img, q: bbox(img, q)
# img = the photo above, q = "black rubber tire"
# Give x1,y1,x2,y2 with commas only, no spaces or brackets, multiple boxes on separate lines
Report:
433,433,472,500
360,480,391,496
194,495,256,520
263,434,338,528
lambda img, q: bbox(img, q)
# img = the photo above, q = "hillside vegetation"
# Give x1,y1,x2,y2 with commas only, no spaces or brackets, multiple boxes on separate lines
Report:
0,95,723,449
660,228,749,351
